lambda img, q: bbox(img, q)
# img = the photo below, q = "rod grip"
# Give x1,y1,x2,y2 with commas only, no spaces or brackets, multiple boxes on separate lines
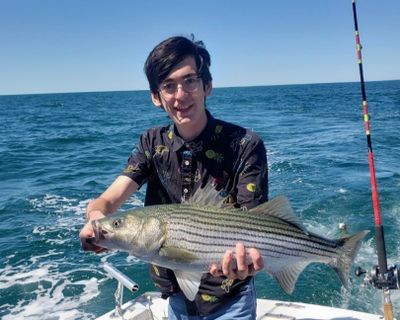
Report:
375,226,388,275
383,302,394,320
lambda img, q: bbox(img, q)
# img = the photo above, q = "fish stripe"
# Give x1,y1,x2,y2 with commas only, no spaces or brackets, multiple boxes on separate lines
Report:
166,213,339,252
167,234,338,258
169,217,336,247
165,220,339,256
166,235,336,258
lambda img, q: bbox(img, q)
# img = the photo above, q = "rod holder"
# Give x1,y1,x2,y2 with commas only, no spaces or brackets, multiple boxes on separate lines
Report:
103,263,140,318
104,262,139,292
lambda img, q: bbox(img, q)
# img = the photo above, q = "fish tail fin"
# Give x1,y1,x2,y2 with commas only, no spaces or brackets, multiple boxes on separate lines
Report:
330,230,369,289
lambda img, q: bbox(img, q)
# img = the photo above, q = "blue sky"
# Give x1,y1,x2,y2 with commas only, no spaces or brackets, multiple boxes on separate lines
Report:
1,0,399,95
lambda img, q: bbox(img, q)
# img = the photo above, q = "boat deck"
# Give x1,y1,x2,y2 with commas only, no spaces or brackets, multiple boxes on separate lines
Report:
96,291,384,320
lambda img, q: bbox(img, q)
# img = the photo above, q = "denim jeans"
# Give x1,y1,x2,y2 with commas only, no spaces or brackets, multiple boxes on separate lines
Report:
167,279,257,320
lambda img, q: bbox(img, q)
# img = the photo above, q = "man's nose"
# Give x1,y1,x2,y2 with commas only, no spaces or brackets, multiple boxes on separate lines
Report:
174,84,187,99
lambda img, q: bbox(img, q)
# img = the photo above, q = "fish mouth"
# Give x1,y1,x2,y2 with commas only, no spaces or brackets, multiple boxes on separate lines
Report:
91,220,111,244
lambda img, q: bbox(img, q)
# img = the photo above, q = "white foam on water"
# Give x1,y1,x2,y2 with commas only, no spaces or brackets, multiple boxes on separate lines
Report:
29,195,90,248
4,280,99,320
121,194,145,210
1,194,106,319
303,219,337,239
299,214,391,315
388,203,400,230
126,255,142,264
1,256,102,319
33,194,88,214
337,188,348,194
0,263,51,290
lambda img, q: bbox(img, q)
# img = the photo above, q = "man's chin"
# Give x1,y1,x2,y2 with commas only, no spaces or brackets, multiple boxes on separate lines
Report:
175,117,193,126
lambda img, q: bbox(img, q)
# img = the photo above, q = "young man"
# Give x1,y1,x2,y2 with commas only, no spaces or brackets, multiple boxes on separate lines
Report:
80,35,268,319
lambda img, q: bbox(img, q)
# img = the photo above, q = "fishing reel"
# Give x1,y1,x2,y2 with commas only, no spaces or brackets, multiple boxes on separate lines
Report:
355,264,400,290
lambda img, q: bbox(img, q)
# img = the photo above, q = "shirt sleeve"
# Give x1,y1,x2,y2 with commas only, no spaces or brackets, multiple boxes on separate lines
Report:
235,136,268,209
121,132,153,188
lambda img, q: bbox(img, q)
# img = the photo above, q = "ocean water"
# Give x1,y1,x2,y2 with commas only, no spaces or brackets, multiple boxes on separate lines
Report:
0,80,399,319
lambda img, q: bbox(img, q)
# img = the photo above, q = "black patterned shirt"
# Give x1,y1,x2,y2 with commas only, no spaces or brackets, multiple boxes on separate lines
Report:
121,110,268,315
122,110,268,208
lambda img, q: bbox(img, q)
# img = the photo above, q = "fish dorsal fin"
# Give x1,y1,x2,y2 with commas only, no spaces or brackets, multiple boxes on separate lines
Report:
249,196,308,234
268,260,311,294
186,182,227,208
173,270,203,301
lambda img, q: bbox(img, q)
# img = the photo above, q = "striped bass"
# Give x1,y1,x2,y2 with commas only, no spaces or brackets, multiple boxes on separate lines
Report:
90,187,368,301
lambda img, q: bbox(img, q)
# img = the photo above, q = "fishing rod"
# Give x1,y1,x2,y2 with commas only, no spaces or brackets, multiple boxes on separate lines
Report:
351,1,399,319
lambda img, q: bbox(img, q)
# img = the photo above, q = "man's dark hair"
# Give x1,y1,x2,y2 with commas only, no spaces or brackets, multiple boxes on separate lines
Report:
144,35,212,94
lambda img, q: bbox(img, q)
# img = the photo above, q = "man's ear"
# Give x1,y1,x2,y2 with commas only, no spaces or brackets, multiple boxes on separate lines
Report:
151,92,163,108
204,82,212,97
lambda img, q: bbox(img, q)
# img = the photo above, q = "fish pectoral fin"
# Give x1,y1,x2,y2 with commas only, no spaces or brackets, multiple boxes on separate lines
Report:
249,196,309,235
269,261,310,295
174,270,203,301
159,246,198,263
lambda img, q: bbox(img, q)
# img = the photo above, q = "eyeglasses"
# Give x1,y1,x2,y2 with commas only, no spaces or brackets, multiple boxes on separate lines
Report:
159,75,202,97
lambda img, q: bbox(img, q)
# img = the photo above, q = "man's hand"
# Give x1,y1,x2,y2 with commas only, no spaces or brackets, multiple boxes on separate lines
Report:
80,176,138,253
79,210,108,253
209,242,264,280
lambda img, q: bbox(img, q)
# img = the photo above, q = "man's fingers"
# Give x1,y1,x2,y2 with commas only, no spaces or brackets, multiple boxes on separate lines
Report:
209,263,223,277
235,242,248,280
248,248,264,272
79,222,108,253
222,250,234,278
211,245,264,279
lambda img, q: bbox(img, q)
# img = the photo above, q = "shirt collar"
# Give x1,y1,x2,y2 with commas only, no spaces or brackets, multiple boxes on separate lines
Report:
169,109,216,153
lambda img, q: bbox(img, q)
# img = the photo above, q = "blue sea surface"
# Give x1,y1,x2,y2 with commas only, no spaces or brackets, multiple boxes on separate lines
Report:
0,80,399,319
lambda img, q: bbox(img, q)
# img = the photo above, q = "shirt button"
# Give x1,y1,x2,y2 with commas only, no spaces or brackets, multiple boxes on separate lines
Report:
184,160,190,166
183,188,188,194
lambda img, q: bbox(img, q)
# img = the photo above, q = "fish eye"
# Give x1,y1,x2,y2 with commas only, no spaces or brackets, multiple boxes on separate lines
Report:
113,218,123,228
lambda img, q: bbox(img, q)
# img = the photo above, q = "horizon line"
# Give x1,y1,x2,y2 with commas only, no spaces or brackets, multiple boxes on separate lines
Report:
0,78,398,97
